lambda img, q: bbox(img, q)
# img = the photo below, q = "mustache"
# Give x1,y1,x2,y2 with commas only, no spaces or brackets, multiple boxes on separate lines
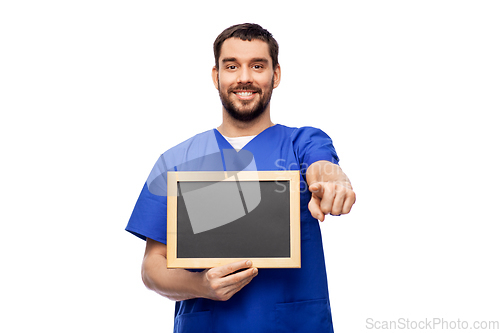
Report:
228,84,262,93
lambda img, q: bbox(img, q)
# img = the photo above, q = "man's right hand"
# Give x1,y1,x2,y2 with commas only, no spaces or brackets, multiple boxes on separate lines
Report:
201,260,258,301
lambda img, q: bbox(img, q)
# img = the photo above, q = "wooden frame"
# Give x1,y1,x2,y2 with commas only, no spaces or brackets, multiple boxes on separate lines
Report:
166,171,301,268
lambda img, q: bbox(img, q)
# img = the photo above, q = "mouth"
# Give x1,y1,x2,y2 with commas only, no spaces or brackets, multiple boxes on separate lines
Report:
233,90,257,100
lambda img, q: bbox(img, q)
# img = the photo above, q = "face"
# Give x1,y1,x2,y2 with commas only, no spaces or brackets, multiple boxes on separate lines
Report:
212,38,281,122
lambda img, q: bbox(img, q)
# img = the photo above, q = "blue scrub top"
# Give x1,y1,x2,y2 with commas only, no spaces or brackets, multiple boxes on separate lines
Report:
126,124,339,333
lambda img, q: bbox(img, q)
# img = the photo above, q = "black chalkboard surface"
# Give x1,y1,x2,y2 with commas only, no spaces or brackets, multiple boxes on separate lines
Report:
166,171,301,268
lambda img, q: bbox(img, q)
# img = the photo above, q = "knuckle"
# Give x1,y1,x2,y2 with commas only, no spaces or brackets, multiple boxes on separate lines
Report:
331,207,341,215
337,186,347,195
320,202,332,213
232,275,242,284
207,271,217,280
213,281,223,290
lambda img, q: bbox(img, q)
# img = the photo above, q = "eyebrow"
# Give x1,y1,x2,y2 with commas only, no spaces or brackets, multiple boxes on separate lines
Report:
221,57,269,64
251,58,269,64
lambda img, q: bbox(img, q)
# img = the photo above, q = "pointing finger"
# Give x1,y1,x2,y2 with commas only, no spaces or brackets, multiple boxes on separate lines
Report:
308,195,324,221
308,182,323,194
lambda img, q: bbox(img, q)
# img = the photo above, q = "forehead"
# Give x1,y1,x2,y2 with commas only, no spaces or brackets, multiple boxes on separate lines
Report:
219,37,271,63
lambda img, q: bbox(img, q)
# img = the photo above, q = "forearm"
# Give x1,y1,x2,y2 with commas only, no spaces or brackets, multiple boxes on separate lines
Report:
141,246,204,301
306,160,352,188
141,239,258,302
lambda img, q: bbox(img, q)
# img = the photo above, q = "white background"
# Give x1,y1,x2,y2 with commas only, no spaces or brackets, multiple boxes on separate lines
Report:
1,1,499,332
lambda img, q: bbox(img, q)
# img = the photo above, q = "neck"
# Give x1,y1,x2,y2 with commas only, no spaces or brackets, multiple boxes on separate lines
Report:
218,108,274,137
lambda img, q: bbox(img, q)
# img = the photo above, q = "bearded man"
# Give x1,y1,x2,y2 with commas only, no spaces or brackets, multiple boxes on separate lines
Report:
126,23,356,333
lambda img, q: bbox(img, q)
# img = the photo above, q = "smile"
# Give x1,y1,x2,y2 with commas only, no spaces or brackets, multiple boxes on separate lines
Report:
235,91,255,96
233,91,257,100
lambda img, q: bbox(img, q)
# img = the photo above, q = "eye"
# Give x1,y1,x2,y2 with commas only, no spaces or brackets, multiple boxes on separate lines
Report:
226,65,237,70
253,64,263,69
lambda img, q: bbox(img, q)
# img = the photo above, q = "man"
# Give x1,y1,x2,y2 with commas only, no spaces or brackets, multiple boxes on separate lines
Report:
126,23,355,332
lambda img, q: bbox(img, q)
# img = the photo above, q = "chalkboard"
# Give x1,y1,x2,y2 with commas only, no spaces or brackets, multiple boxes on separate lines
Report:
166,171,301,268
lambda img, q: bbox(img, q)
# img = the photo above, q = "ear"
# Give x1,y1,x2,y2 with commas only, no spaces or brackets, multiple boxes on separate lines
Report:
273,64,281,89
211,66,219,90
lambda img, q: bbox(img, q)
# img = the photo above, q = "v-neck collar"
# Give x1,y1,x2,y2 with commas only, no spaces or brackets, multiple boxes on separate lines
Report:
214,124,279,151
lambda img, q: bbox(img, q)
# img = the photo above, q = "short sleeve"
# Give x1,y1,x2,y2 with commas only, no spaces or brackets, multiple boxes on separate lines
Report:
125,182,168,244
125,130,224,244
291,127,339,169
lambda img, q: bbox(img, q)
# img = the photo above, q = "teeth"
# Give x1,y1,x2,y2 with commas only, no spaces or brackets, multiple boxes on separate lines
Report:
236,91,253,96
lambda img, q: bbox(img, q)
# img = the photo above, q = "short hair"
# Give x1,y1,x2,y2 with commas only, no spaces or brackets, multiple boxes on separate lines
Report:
213,23,279,70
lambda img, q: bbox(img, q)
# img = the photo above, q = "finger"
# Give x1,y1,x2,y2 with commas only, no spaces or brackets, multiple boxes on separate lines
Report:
309,182,327,221
227,268,258,293
341,190,356,214
308,194,324,221
222,267,258,288
331,184,347,215
218,267,258,300
206,260,252,280
223,260,254,277
308,182,323,194
319,183,335,215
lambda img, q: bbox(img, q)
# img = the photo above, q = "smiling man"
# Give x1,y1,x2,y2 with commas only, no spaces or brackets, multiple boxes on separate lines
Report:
126,23,355,332
214,36,279,125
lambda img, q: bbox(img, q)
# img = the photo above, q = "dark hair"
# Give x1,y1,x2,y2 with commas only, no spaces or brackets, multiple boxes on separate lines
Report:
213,23,279,70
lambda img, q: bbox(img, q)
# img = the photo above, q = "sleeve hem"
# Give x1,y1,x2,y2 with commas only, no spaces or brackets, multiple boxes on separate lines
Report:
303,153,339,169
125,227,167,245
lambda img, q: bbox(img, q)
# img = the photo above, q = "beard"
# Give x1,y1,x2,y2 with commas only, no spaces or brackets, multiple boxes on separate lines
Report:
218,78,274,122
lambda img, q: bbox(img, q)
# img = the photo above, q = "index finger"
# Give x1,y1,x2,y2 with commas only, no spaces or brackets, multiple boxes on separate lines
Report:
308,182,323,195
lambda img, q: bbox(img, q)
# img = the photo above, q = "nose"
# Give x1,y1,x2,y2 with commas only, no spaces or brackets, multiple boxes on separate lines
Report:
237,66,253,84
